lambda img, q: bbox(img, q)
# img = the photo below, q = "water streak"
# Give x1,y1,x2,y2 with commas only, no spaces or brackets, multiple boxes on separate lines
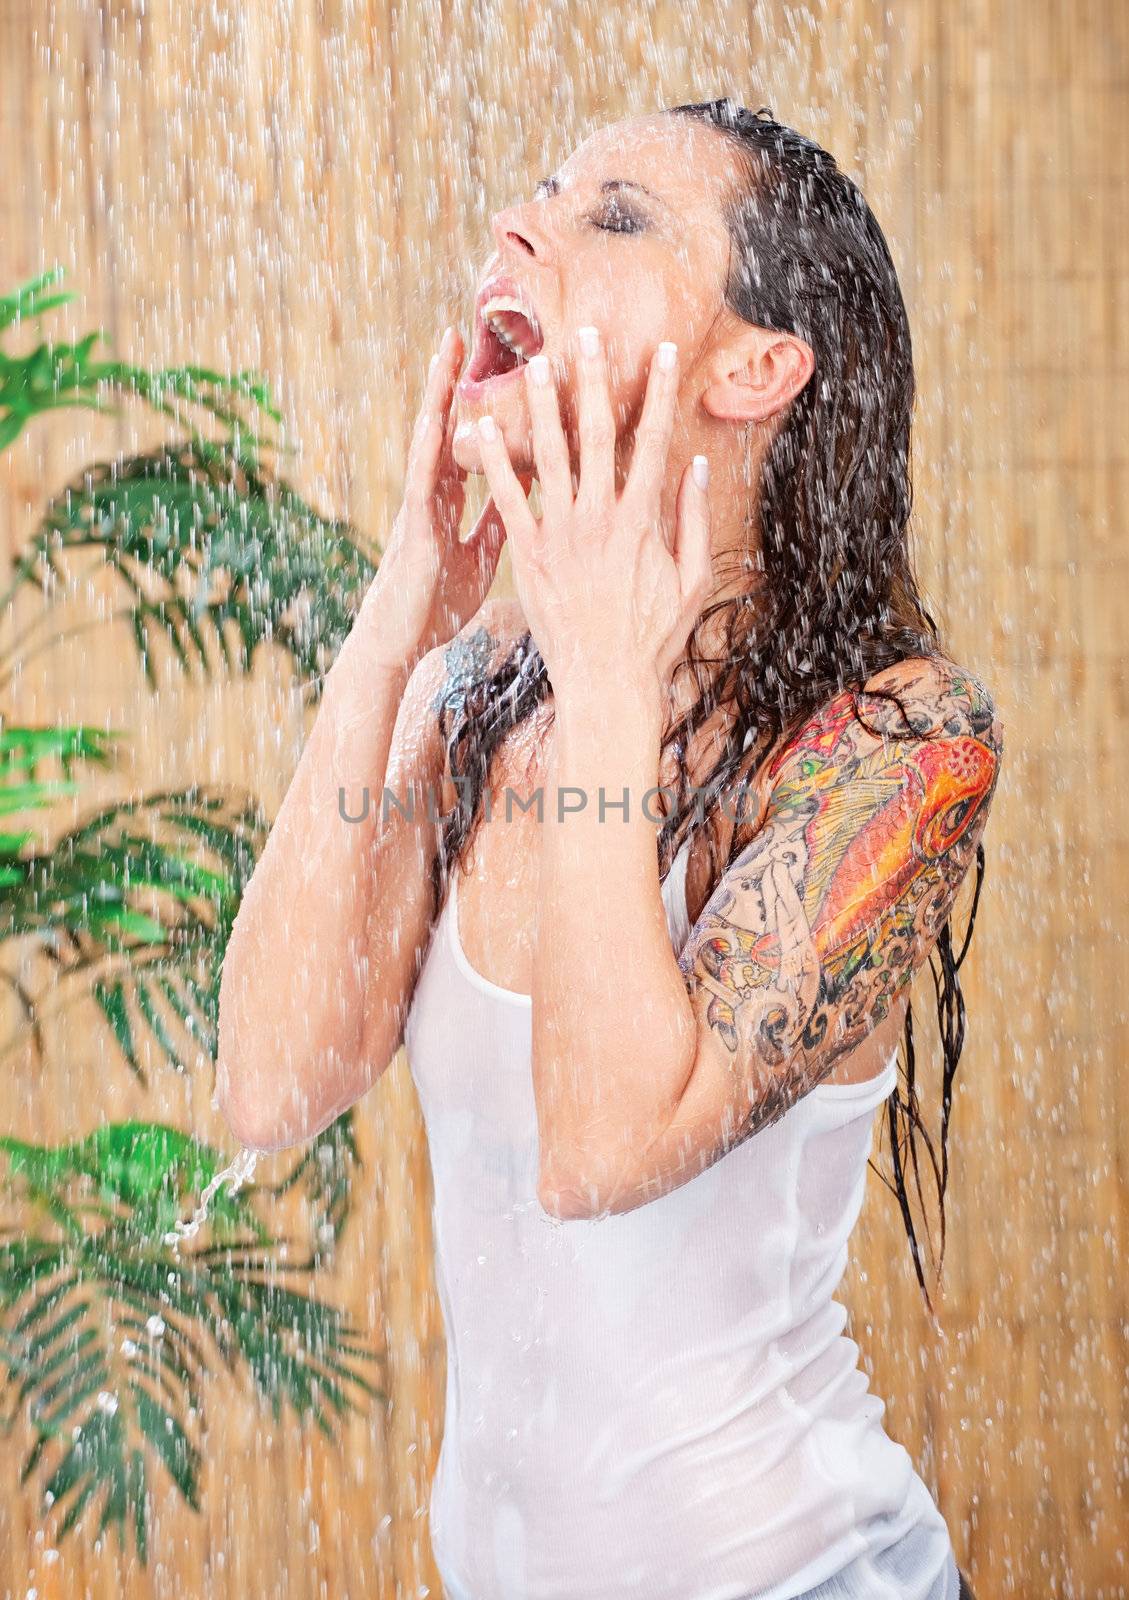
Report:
161,1144,260,1250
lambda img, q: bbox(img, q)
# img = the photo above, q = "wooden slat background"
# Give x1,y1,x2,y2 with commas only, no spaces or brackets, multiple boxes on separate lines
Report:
1,1,1125,1596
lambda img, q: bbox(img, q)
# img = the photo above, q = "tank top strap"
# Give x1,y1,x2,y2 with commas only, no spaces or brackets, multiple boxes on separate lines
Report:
663,832,693,954
665,722,754,941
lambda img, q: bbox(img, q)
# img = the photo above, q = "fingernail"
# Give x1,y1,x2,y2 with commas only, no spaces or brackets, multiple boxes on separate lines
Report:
429,353,439,376
440,324,454,349
658,341,677,371
693,454,709,490
477,415,497,440
578,325,600,357
527,353,551,387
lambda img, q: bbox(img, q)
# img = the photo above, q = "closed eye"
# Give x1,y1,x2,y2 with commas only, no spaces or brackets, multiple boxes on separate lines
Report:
589,206,645,235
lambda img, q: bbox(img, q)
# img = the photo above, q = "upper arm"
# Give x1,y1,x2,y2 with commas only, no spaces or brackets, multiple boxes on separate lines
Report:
604,657,1004,1212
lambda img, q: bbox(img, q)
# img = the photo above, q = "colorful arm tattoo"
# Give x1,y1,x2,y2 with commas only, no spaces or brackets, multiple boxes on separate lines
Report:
660,660,1004,1162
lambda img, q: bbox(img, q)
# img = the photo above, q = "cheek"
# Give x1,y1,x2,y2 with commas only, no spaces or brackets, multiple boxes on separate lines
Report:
571,255,672,359
616,276,677,411
558,262,680,442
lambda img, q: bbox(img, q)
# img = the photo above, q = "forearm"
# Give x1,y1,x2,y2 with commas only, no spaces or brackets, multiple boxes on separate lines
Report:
216,603,422,1146
532,671,698,1216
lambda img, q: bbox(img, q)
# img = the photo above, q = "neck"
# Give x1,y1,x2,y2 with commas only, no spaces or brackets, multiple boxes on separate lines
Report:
657,411,765,731
660,561,765,791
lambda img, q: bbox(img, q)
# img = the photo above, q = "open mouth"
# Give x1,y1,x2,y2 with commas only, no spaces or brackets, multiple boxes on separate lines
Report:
464,298,545,385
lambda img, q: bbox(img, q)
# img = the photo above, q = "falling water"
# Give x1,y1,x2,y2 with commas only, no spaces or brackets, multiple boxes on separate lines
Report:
161,1143,260,1250
0,3,1120,1598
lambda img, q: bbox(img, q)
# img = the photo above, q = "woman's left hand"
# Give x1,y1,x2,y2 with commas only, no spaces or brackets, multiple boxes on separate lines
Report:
472,325,713,697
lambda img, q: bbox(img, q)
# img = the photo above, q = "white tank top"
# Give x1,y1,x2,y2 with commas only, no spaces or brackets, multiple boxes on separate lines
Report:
404,829,961,1600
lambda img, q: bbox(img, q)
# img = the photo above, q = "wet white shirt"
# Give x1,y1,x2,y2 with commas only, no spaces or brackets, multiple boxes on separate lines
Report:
403,829,960,1600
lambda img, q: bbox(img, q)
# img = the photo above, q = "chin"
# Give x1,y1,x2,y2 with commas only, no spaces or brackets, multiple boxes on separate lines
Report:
451,420,484,473
451,409,534,476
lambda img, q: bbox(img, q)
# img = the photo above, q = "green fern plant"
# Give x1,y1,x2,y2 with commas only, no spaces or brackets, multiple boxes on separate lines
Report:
0,1123,383,1560
0,268,280,454
0,269,376,698
0,266,387,1559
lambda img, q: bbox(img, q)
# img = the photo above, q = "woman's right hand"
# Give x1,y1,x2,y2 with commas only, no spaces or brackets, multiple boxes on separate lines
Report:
360,324,529,667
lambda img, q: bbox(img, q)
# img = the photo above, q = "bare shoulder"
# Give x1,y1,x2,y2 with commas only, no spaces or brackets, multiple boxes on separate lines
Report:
400,597,529,812
752,651,1005,846
444,596,528,677
854,653,1005,752
396,597,526,719
429,596,528,716
721,656,1003,871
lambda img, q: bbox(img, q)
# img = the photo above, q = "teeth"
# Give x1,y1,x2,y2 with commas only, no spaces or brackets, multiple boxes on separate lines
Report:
491,321,528,358
481,294,538,326
481,294,542,359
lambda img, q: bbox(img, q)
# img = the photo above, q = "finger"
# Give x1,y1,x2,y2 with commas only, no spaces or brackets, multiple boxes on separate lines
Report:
674,455,713,598
406,326,464,497
461,469,533,578
524,353,572,517
437,326,472,473
415,327,460,450
456,497,508,594
474,416,538,548
623,340,680,517
574,325,616,510
463,467,533,546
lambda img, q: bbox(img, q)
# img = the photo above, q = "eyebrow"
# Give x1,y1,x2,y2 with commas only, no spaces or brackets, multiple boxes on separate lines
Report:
532,174,668,209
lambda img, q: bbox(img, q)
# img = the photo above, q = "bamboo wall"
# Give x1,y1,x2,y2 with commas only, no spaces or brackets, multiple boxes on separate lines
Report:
0,1,1125,1596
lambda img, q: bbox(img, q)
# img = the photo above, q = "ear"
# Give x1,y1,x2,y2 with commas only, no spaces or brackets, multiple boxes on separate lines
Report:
700,324,815,425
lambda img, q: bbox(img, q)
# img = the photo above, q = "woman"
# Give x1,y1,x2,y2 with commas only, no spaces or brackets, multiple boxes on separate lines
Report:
217,100,1000,1600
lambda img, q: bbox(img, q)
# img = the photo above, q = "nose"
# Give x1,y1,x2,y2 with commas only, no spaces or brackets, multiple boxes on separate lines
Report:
490,202,543,263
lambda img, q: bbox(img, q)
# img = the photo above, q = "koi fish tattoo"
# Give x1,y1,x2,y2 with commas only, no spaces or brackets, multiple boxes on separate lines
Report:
677,662,1004,1138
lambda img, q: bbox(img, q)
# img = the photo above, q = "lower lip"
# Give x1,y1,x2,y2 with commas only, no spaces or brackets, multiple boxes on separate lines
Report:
455,361,531,404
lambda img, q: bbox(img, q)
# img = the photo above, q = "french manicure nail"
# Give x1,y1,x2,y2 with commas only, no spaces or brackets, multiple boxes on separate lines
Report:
477,415,497,440
578,326,600,357
693,454,709,490
527,354,551,387
658,341,677,371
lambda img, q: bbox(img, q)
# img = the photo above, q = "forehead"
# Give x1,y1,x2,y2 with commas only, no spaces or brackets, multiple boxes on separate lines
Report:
556,114,738,236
